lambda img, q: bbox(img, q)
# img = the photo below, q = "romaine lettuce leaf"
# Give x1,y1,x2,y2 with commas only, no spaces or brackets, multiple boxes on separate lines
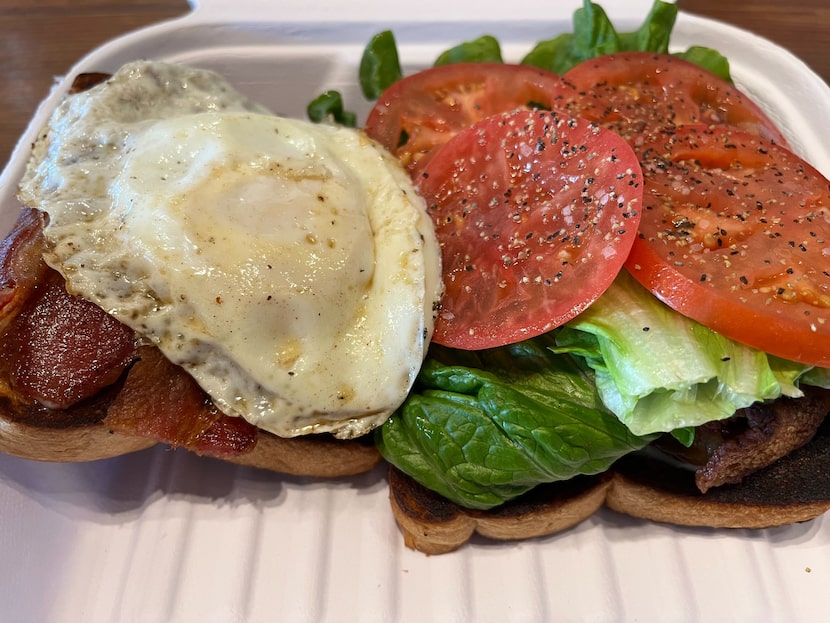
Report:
375,334,656,510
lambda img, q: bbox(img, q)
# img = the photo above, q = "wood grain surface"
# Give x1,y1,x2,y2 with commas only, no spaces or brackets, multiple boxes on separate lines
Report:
0,0,827,170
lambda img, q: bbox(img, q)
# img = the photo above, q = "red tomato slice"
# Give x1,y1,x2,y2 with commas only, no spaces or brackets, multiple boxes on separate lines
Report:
561,52,790,148
626,124,830,367
364,63,576,177
418,109,643,350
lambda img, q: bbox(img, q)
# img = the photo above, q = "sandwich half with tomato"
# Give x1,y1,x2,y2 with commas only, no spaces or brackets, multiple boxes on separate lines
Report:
358,50,830,553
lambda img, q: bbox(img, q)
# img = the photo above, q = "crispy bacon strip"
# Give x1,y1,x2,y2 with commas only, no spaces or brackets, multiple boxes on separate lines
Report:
106,346,258,458
0,208,48,331
656,389,830,493
8,270,138,409
68,72,111,94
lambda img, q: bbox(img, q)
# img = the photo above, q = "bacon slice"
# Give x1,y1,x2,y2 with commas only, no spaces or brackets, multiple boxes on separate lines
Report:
68,72,111,94
106,346,258,458
0,208,48,332
7,270,138,409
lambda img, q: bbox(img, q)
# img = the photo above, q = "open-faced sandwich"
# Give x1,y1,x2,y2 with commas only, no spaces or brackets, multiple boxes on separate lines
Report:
2,0,829,555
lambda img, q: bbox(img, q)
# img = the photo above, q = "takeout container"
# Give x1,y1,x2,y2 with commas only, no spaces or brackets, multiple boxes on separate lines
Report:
1,1,829,621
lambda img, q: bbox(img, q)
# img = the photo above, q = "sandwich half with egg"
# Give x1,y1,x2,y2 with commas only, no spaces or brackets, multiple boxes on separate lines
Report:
0,60,442,476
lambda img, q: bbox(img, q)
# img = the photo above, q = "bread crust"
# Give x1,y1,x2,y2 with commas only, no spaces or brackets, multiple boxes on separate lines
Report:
387,465,830,555
226,431,381,477
605,470,830,529
388,467,612,555
0,396,381,477
0,414,156,462
2,385,827,549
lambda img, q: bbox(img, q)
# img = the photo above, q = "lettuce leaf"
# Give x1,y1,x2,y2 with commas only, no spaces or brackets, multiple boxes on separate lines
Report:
375,334,656,510
554,270,823,436
675,45,732,81
377,269,830,509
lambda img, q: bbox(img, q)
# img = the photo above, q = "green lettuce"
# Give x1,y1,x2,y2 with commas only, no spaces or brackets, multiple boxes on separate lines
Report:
359,30,403,100
434,35,504,66
375,334,656,510
554,270,824,437
309,0,732,125
521,0,730,79
378,270,830,509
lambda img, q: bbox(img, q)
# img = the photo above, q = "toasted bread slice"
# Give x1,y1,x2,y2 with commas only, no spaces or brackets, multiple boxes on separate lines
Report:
606,413,830,529
388,467,613,554
0,413,156,462
0,402,381,477
226,432,381,477
0,207,381,478
388,412,830,553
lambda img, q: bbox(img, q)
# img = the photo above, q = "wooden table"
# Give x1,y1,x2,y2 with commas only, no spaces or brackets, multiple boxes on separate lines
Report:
0,0,827,171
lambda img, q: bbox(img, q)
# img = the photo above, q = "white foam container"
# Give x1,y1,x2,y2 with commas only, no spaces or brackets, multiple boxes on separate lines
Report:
1,1,830,621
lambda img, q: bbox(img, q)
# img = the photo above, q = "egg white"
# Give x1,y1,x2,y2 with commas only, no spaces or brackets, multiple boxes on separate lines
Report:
18,61,442,439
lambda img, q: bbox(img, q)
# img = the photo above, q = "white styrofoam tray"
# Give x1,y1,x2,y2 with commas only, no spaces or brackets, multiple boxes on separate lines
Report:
2,1,830,621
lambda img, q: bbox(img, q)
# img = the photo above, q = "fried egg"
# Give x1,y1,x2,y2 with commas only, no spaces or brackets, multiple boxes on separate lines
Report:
18,61,442,439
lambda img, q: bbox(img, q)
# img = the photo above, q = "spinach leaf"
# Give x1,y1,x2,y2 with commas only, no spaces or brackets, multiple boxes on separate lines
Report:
434,35,504,66
675,45,732,81
571,0,623,59
520,0,730,80
617,0,677,53
359,30,403,100
306,90,357,127
522,1,621,74
519,33,579,74
376,335,656,510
